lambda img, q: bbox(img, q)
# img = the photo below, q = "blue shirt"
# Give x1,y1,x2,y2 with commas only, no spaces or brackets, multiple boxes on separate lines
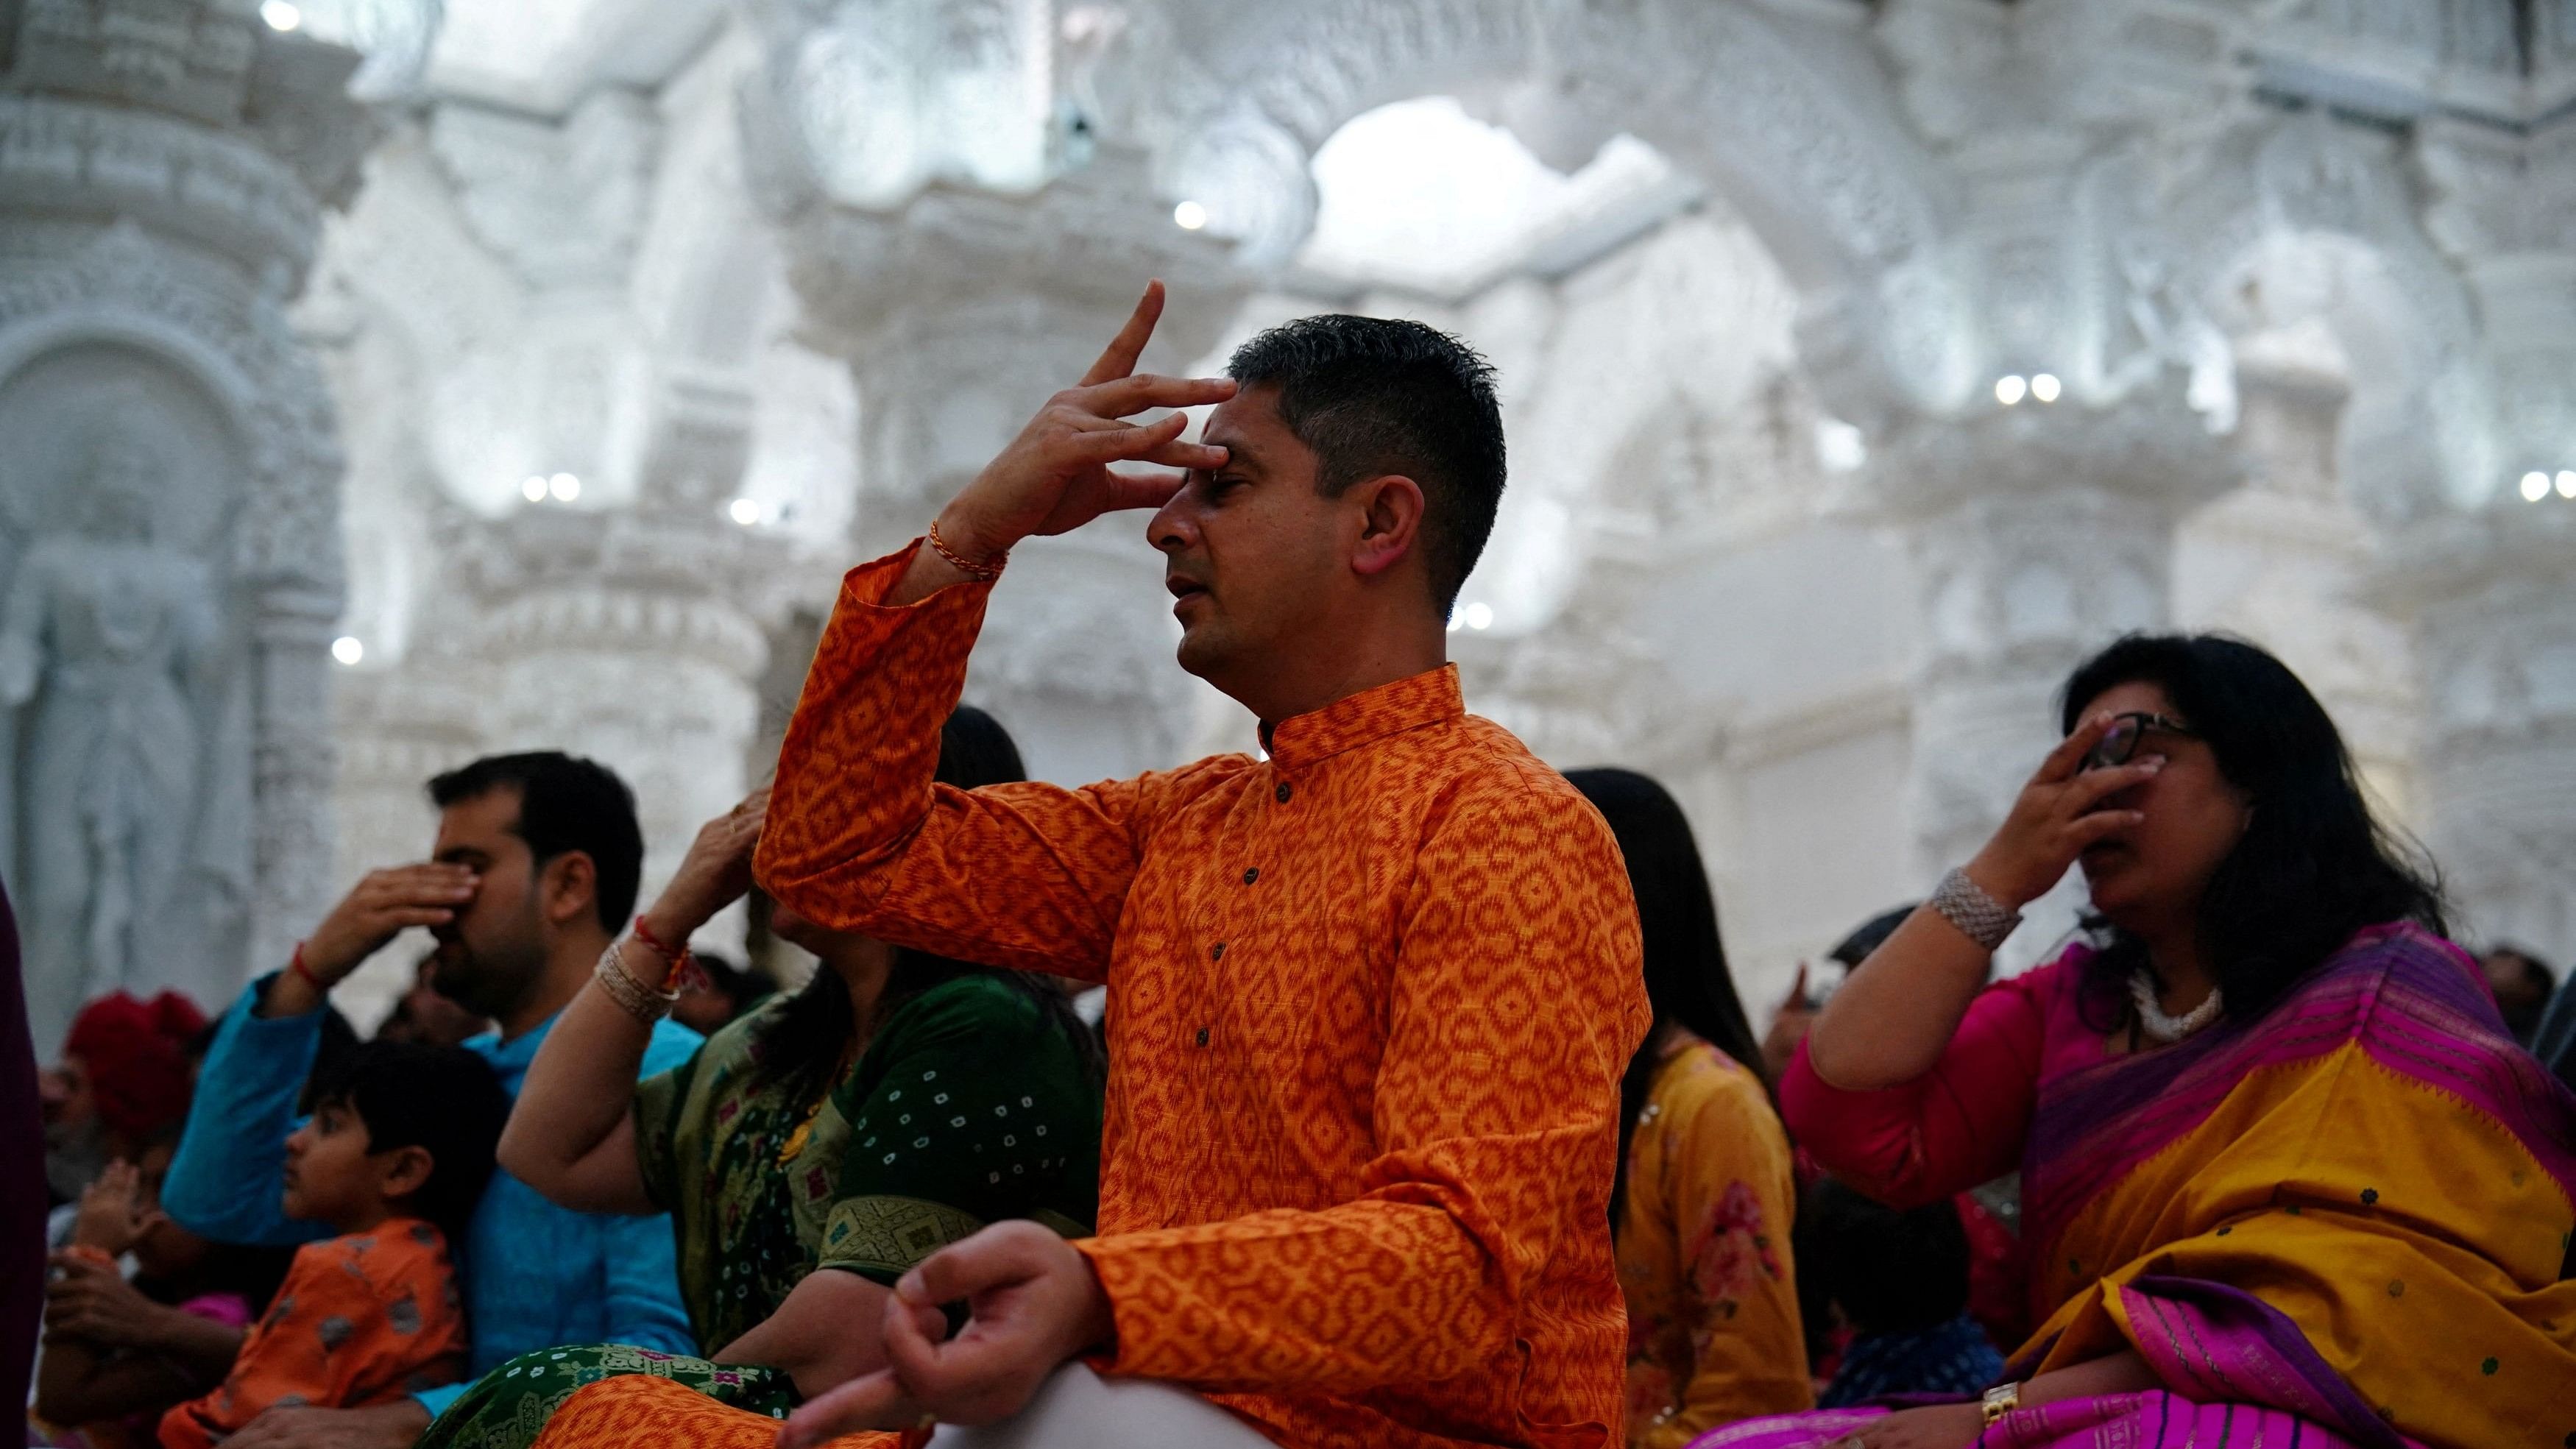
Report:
163,977,701,1417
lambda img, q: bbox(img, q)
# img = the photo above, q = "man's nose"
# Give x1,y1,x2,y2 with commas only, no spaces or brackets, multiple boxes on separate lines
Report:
1147,491,1195,553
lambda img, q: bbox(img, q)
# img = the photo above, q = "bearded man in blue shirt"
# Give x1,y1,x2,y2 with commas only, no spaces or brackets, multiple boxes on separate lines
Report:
164,752,699,1449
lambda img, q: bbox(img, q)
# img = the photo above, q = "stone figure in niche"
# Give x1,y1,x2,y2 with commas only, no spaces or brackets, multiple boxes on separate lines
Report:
0,425,246,1010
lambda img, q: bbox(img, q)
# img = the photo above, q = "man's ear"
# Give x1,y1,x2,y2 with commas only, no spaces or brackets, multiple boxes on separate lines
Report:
375,1143,436,1203
1349,473,1425,580
542,851,598,929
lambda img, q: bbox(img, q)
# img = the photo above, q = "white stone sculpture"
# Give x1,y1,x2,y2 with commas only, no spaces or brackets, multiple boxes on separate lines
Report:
0,420,249,1007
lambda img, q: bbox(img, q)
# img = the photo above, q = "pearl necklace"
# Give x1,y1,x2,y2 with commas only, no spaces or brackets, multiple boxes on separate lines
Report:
2129,971,2223,1043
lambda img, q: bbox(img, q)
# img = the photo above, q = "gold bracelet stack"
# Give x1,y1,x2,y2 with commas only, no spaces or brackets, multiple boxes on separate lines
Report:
592,940,679,1024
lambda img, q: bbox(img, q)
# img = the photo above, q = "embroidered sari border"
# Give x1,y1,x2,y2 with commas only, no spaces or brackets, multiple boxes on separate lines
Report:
2020,924,2576,1260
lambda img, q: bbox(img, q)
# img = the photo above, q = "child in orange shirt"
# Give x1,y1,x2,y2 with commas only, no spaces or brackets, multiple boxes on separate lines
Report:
160,1043,509,1449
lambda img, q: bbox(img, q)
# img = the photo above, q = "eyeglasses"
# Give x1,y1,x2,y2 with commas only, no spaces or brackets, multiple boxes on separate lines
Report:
2081,712,2198,772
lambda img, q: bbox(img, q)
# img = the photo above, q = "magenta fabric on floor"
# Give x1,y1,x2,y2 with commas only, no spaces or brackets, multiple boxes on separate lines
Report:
1691,1392,2418,1448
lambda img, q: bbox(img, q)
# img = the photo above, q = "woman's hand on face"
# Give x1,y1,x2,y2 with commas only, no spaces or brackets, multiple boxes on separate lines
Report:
643,786,771,943
1964,714,2165,910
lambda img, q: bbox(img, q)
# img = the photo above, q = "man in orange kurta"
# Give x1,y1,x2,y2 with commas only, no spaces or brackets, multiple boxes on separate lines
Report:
756,286,1647,1449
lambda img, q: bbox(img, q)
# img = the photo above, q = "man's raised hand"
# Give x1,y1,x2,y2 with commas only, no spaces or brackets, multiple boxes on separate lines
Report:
262,862,477,1018
930,280,1234,568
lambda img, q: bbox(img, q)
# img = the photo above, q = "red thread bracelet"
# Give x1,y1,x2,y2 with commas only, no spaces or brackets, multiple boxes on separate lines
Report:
630,915,707,993
289,940,324,992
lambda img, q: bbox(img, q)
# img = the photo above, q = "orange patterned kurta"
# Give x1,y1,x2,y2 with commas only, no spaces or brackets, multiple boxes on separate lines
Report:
752,543,1650,1449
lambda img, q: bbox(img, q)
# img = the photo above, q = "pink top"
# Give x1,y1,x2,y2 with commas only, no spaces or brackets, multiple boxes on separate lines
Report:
1779,953,2086,1211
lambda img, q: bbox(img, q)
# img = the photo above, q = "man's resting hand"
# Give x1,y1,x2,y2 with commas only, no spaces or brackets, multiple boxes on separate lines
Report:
774,1220,1113,1448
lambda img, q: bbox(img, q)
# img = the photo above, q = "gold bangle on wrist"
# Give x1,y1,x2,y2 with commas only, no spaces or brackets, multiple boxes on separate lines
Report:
1981,1381,2022,1424
927,517,1007,581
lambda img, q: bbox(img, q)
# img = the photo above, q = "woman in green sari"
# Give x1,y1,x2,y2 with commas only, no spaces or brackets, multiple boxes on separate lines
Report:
417,709,1102,1449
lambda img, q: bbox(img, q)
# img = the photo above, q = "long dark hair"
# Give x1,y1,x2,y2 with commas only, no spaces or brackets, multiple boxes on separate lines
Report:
751,705,1104,1101
2058,634,2445,1030
1564,768,1763,1234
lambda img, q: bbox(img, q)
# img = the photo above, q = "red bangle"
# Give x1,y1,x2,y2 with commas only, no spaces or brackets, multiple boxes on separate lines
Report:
630,915,706,993
289,941,324,993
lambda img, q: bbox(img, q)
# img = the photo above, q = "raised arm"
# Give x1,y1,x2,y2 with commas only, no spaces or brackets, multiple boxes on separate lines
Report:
1805,713,2152,1091
1788,713,2158,1207
498,790,765,1215
168,865,477,1244
754,282,1240,982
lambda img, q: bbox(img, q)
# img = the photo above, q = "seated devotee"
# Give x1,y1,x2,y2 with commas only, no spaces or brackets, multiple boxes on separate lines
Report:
1794,1177,2002,1409
161,1043,510,1449
669,948,767,1036
372,955,493,1049
35,1146,290,1445
160,752,700,1449
415,706,1103,1449
1563,768,1809,1445
532,284,1647,1449
45,991,207,1209
1704,634,2576,1449
2479,943,2556,1044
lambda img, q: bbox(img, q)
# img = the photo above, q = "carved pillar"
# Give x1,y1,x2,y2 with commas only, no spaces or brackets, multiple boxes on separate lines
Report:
2405,115,2576,960
441,505,788,951
779,148,1245,784
0,3,372,1043
2379,510,2576,962
1872,393,2237,968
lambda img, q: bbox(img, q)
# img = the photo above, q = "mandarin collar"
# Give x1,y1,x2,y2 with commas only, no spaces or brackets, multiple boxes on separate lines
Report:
1259,665,1464,772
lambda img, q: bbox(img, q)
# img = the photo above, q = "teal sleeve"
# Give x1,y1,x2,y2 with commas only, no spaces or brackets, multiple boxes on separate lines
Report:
160,977,330,1248
411,1382,467,1420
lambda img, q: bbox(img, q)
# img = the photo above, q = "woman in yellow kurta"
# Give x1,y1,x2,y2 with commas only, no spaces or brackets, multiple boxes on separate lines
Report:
1568,770,1811,1448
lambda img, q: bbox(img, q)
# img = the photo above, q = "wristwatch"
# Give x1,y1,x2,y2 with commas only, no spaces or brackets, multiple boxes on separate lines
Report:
1981,1382,2023,1425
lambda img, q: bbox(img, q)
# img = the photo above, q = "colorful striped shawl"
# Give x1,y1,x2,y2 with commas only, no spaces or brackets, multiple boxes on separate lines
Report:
2007,922,2576,1448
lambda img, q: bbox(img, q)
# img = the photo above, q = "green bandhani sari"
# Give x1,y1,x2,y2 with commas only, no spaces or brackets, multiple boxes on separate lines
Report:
419,974,1101,1449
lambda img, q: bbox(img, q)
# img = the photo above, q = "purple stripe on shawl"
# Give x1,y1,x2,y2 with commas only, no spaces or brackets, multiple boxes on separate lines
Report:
2118,1275,2402,1449
2020,923,2576,1260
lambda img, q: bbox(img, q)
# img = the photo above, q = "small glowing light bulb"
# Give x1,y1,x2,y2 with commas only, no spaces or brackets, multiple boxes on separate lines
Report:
522,476,548,502
260,0,301,31
729,497,762,526
1462,602,1494,631
2558,470,2576,500
549,472,580,501
2029,372,2062,403
1994,375,2028,406
1172,200,1209,231
330,636,364,665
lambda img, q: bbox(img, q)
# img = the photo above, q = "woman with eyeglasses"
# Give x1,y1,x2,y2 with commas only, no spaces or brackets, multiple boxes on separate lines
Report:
1695,635,2576,1449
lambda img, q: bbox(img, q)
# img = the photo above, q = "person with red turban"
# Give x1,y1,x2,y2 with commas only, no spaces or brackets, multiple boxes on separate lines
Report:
43,988,205,1205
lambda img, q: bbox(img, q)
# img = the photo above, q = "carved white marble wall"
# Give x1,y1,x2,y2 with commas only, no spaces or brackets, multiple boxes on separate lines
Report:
760,132,1245,785
305,26,832,989
266,0,2576,1001
0,2,368,1046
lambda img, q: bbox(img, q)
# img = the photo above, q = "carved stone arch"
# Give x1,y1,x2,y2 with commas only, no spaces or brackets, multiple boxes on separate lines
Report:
2163,113,2486,524
1147,1,1956,414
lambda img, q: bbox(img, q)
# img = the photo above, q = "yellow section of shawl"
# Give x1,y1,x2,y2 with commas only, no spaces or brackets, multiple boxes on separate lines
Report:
2021,1040,2576,1449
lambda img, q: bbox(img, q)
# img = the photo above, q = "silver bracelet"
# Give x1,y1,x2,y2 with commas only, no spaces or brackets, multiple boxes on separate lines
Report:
1930,867,2021,952
592,940,678,1024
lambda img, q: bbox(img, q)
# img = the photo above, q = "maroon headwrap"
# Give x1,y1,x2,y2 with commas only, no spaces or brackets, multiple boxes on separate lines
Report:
62,989,207,1142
